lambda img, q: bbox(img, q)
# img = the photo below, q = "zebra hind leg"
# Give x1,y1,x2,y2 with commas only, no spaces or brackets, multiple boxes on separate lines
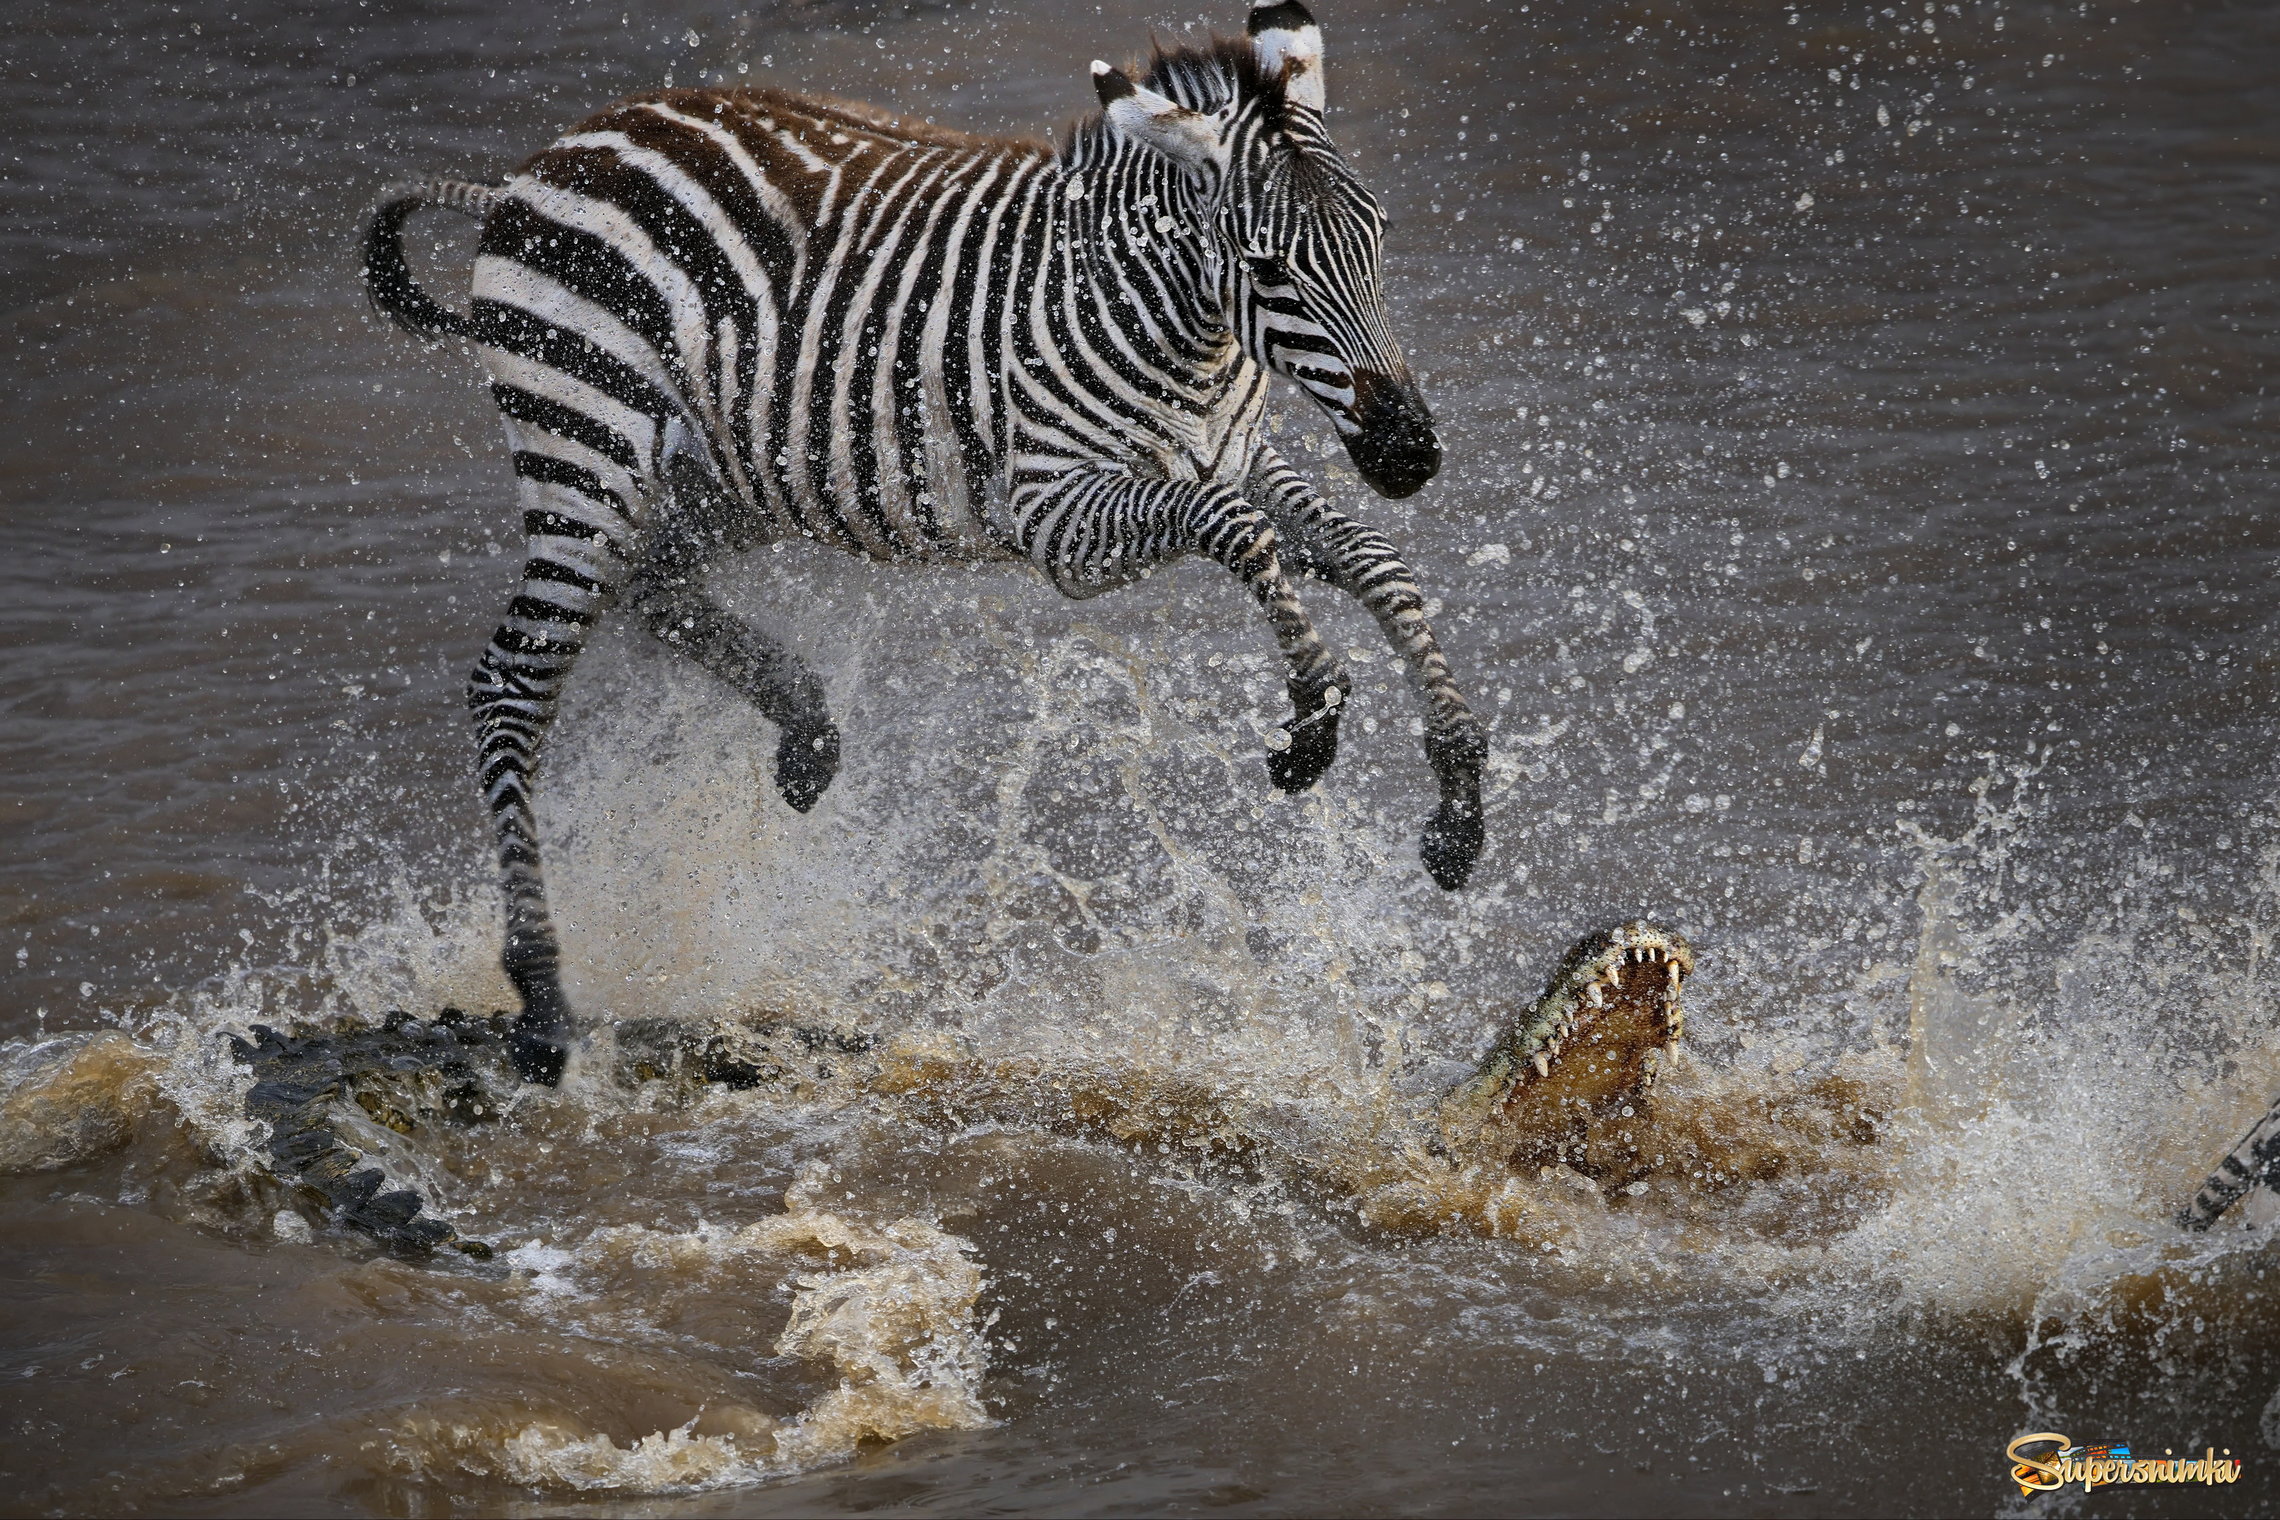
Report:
626,542,840,813
468,531,622,1083
469,641,580,1084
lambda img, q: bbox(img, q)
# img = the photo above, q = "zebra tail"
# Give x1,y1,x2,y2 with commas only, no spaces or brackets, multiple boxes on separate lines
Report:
361,179,498,342
2180,1089,2280,1230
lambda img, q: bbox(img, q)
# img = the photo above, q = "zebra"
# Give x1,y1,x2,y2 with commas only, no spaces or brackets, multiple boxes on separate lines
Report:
361,0,1488,1086
2182,1096,2280,1229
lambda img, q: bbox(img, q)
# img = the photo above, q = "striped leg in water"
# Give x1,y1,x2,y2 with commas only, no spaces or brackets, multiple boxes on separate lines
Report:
468,437,636,1084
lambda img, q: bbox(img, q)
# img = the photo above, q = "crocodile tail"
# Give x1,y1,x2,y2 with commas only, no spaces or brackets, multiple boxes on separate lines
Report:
361,179,498,341
232,1013,504,1257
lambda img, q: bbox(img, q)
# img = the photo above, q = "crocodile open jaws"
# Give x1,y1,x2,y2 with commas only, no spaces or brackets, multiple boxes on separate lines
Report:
1432,920,1691,1172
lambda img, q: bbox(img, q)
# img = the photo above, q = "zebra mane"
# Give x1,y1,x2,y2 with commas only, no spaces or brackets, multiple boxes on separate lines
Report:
1065,34,1286,165
1137,33,1276,117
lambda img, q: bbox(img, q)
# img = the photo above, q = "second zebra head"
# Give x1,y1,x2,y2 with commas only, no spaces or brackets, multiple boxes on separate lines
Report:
1090,1,1440,500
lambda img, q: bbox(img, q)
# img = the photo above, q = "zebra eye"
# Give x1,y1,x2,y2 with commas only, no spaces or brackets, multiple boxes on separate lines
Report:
1246,253,1292,284
1244,252,1294,288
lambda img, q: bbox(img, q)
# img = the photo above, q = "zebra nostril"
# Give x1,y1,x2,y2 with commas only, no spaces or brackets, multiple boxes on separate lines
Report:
1340,403,1431,499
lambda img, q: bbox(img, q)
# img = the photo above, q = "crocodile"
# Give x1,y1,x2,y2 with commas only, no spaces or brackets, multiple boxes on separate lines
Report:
229,922,1693,1256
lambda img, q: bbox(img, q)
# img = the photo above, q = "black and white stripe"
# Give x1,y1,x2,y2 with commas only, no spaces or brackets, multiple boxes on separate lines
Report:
362,1,1486,1083
2182,1095,2280,1229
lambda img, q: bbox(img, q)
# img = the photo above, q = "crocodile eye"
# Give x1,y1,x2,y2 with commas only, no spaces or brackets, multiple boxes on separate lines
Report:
1244,252,1295,288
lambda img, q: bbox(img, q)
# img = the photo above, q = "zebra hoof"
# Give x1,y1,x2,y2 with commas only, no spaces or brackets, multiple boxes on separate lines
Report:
506,1012,569,1086
775,722,840,813
1421,799,1484,889
1265,685,1342,793
1266,717,1339,792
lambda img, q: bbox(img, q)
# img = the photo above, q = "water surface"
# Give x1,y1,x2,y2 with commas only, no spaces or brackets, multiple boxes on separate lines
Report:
4,0,2279,1513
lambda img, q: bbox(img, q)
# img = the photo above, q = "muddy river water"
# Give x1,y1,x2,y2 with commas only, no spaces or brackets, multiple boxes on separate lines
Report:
4,0,2279,1513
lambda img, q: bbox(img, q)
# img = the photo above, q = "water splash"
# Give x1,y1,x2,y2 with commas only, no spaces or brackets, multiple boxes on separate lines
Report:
379,1167,991,1495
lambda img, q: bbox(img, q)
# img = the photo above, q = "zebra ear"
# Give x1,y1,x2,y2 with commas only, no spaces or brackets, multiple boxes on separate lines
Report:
1248,0,1325,114
1092,61,1225,173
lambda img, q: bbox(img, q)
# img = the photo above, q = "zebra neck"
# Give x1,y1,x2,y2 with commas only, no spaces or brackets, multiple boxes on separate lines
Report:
1050,153,1234,385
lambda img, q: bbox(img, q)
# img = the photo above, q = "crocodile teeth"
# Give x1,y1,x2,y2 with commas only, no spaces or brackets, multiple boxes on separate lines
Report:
1533,1053,1552,1078
1607,963,1623,988
1585,983,1605,1007
1667,963,1683,991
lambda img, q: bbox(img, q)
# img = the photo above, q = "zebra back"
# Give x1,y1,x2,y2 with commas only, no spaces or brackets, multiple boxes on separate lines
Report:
471,86,1083,560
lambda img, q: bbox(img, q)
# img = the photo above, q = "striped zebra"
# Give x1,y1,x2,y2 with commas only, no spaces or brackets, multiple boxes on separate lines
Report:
362,0,1487,1085
2182,1095,2280,1229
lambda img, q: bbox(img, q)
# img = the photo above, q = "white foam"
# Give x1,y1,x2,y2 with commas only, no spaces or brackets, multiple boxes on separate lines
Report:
384,1173,990,1494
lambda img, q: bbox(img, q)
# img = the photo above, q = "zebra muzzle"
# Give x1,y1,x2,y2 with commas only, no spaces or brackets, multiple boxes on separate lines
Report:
1344,371,1441,500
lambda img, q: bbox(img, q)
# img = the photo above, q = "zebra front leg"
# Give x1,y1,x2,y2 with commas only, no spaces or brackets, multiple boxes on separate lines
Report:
626,550,840,813
1250,446,1486,888
1021,470,1348,793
